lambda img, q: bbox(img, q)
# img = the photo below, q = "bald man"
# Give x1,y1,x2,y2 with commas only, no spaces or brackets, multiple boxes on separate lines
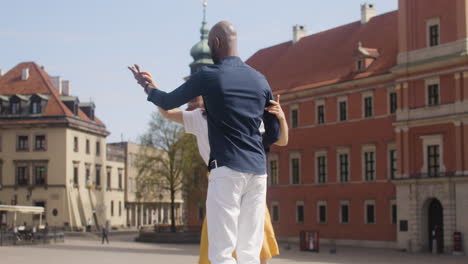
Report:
129,21,280,264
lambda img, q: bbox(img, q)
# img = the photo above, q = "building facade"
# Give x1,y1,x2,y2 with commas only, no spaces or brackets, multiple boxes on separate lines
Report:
0,62,125,229
246,0,468,253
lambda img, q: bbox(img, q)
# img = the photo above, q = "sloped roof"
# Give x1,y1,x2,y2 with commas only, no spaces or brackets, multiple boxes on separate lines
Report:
246,11,398,93
0,62,106,127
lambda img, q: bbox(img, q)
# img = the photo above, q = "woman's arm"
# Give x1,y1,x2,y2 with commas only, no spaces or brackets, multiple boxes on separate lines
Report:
159,107,184,125
265,95,289,146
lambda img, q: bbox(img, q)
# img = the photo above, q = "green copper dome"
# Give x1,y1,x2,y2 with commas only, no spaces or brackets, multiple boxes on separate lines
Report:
190,1,213,73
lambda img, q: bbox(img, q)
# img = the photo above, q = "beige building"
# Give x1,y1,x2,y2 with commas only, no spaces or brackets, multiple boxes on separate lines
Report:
0,62,126,229
107,142,184,228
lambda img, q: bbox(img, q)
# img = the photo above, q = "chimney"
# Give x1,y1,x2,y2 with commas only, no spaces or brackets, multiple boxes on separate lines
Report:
50,76,62,94
21,68,29,80
292,24,307,44
61,80,71,96
361,3,376,24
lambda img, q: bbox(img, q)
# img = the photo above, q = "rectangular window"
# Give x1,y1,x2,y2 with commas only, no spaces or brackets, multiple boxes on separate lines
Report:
118,170,123,189
119,201,122,217
107,170,111,189
317,156,327,183
31,101,41,114
364,97,373,118
34,166,46,185
11,102,20,114
339,101,347,121
319,205,327,224
427,145,440,177
95,166,101,187
291,158,300,184
428,84,440,106
296,204,304,223
111,201,114,217
74,137,79,152
291,109,299,128
17,136,29,151
389,92,397,114
34,135,46,151
317,105,325,124
366,204,375,224
392,204,397,224
86,139,90,154
270,160,278,185
272,204,279,223
429,24,440,47
389,150,397,179
340,204,349,224
85,167,90,186
96,141,101,156
16,166,29,186
339,154,349,182
364,151,376,181
73,167,79,185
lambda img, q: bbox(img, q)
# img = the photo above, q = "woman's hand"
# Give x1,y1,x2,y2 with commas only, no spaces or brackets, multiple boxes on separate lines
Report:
265,95,284,121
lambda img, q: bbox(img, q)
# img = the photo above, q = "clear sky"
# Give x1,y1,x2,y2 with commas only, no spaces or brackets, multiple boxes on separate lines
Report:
1,0,398,142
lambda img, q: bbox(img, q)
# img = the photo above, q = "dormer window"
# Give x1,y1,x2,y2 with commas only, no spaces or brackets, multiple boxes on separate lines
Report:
10,98,20,114
31,98,42,114
354,42,379,73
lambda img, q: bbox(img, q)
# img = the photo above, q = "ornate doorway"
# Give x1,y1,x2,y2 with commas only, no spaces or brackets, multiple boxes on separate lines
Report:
427,198,444,253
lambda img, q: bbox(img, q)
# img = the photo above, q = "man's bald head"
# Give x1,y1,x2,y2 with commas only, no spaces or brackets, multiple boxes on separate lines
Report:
208,21,239,64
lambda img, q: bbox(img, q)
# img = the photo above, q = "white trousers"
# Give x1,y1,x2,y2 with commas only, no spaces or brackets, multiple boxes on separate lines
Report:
206,166,267,264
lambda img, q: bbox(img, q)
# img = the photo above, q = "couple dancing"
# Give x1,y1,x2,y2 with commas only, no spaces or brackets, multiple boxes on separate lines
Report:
129,21,289,264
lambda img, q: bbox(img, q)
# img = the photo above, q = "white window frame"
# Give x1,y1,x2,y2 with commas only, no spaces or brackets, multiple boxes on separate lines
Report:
362,91,374,118
426,17,441,47
387,86,397,115
289,104,299,128
339,200,350,224
336,147,351,183
362,144,377,181
364,200,376,224
315,150,327,184
296,201,304,224
289,152,302,185
315,99,325,125
425,77,440,107
420,134,446,174
271,201,280,223
337,96,348,122
268,153,280,185
387,143,397,180
317,200,327,224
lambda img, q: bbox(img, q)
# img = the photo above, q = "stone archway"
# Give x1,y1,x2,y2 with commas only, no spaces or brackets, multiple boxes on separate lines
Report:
426,198,444,253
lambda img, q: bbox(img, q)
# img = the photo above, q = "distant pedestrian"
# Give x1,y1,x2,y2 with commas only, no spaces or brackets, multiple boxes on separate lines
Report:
101,221,110,244
87,218,92,232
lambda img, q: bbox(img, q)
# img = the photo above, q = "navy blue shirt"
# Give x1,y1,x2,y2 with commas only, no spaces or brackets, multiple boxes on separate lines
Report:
147,56,280,175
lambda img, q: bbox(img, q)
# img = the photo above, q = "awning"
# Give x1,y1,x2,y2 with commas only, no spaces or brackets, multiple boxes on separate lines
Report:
0,205,44,214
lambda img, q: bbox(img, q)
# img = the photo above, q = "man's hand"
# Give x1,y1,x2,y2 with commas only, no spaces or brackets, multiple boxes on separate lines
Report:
265,95,285,121
128,64,158,94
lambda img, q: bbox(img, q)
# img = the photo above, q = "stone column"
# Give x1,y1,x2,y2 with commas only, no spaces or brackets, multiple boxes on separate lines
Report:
443,184,457,253
402,82,409,110
454,121,463,175
455,73,462,102
463,72,468,100
403,127,410,177
464,120,468,174
395,128,403,178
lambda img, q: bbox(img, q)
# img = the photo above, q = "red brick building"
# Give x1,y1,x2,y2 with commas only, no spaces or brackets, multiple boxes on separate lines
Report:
246,0,468,253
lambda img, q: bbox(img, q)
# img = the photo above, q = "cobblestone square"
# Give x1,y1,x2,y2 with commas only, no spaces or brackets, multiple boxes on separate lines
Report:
1,233,467,264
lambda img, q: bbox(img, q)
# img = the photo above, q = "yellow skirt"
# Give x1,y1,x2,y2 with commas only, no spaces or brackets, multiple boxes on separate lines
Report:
198,205,279,264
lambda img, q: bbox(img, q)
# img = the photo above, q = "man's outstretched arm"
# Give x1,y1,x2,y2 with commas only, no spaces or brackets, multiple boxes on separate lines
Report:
129,64,203,110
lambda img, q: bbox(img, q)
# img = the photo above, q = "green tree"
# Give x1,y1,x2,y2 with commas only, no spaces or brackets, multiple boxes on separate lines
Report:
135,111,204,232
